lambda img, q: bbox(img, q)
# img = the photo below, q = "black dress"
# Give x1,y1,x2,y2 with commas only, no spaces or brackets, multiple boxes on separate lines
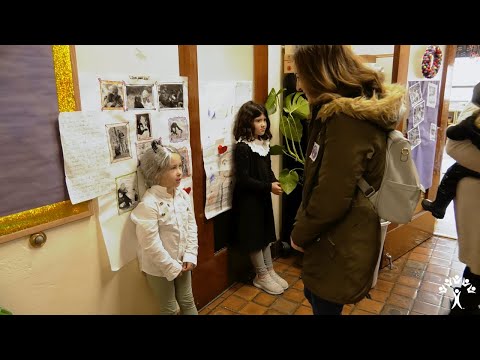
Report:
231,141,277,253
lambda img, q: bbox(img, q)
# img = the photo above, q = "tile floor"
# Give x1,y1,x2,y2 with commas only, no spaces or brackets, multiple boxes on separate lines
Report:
199,236,463,315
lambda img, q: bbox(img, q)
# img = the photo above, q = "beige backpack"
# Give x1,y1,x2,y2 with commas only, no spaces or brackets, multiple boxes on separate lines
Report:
358,130,423,224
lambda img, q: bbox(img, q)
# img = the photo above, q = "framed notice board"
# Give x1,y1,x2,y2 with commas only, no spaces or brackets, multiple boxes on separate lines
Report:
0,45,92,243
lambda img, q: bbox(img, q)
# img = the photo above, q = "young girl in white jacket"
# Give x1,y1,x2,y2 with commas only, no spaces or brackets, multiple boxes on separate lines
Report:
131,140,198,315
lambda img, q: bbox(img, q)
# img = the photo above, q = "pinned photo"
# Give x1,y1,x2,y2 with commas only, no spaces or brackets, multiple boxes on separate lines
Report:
427,82,438,108
175,146,192,178
126,84,155,110
136,113,152,141
413,101,425,128
408,82,423,106
157,83,184,110
169,116,189,143
100,80,125,110
407,126,421,150
116,172,139,215
106,123,132,163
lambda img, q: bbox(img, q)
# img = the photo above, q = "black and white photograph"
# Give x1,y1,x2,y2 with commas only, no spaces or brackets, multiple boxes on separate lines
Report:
100,80,125,110
429,123,437,141
413,101,425,128
407,126,421,150
169,116,189,143
115,172,139,215
157,83,184,109
126,84,155,110
135,113,152,141
426,82,438,108
106,123,132,163
408,82,422,106
176,146,191,178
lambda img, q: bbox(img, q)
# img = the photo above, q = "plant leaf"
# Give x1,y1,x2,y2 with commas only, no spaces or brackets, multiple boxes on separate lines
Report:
279,169,299,195
280,115,303,142
265,88,277,115
292,94,310,120
270,144,285,155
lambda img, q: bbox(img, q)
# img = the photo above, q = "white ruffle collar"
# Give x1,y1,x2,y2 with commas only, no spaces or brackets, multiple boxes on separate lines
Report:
238,138,270,157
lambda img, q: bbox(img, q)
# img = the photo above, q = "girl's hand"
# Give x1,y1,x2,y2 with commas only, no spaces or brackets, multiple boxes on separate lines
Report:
271,182,283,195
182,262,195,272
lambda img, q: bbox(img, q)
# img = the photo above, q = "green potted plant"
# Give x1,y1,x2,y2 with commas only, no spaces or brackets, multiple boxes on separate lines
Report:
265,88,309,194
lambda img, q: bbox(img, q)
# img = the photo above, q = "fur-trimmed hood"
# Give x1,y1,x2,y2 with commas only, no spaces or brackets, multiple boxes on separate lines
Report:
315,84,408,131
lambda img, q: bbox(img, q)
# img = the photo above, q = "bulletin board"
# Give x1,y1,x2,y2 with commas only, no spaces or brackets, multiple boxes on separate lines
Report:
0,45,91,243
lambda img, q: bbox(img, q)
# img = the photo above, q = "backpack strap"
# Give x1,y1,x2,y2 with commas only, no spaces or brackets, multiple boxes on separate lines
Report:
358,176,376,198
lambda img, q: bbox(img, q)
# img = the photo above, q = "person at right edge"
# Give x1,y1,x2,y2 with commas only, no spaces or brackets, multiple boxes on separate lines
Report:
421,83,480,219
290,45,409,315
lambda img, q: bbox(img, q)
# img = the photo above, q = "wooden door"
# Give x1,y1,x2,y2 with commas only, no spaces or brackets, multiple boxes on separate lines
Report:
381,45,457,267
178,45,268,309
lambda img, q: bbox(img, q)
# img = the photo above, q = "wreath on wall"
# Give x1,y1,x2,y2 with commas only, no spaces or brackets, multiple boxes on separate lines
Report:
421,45,443,79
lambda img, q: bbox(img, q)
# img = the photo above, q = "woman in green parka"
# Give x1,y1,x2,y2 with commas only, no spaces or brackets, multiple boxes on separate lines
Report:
290,45,409,315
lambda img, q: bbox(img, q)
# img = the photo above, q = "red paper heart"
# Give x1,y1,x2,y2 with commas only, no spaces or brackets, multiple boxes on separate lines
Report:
218,145,228,154
183,187,191,194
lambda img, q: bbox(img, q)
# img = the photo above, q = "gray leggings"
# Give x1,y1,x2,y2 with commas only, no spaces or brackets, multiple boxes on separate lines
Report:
146,272,198,315
249,243,274,276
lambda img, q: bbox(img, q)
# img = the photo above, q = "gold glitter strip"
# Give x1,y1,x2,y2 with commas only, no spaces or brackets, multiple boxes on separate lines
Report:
0,45,91,240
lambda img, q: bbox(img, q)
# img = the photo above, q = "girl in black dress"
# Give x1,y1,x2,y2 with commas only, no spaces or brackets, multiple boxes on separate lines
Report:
231,101,287,295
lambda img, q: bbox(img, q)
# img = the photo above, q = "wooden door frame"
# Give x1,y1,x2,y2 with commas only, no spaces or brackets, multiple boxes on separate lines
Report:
178,45,269,309
382,45,456,268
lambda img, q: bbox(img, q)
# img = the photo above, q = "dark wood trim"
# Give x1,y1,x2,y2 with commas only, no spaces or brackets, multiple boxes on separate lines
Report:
392,45,410,85
429,45,457,200
254,46,268,103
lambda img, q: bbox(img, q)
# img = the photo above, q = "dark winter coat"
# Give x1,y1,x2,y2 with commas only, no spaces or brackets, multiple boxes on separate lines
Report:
231,141,277,253
291,84,408,304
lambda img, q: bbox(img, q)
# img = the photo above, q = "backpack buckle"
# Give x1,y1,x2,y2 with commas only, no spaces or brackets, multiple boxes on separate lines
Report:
364,186,376,198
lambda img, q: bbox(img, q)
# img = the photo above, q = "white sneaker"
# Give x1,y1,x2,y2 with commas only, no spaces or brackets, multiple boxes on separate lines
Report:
253,274,284,295
268,270,289,290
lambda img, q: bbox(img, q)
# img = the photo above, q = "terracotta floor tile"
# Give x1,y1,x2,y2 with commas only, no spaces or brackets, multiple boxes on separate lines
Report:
238,302,268,315
413,246,433,256
423,271,447,285
222,287,240,299
401,267,425,280
418,241,436,249
405,260,428,271
386,293,414,310
429,257,451,267
342,304,354,315
377,271,400,282
284,266,302,277
294,305,314,315
356,298,384,314
282,274,300,286
273,262,291,273
420,281,444,294
275,256,297,265
380,304,409,315
199,307,211,315
409,311,424,315
253,292,277,307
210,307,238,315
441,296,452,309
412,300,440,315
373,279,395,293
292,279,304,291
219,295,248,312
435,243,455,254
416,290,442,306
350,309,376,315
369,288,390,303
270,297,299,314
408,252,430,263
438,307,450,315
302,298,311,307
397,275,422,288
426,264,450,277
265,308,284,315
431,250,453,261
282,288,306,304
392,284,418,299
233,285,261,301
205,295,226,310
